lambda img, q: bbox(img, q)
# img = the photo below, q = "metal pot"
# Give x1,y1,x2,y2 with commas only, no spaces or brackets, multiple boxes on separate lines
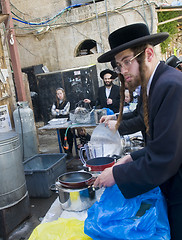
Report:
79,145,121,171
50,171,104,211
54,182,98,211
83,156,115,172
122,135,144,155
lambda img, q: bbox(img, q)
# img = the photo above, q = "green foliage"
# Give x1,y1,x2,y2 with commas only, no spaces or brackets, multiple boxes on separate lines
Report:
157,11,180,54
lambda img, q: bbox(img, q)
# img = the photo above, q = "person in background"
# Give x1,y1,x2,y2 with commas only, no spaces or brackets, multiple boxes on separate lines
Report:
94,23,182,239
165,55,182,72
123,88,133,113
76,127,91,150
124,88,133,104
84,69,120,113
100,60,145,137
51,87,73,158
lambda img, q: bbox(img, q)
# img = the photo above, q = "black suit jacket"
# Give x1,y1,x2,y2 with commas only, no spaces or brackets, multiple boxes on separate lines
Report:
118,95,145,136
95,84,120,113
113,62,182,205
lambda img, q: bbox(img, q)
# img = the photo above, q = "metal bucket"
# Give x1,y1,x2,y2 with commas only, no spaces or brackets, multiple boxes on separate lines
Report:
54,181,104,212
0,131,27,210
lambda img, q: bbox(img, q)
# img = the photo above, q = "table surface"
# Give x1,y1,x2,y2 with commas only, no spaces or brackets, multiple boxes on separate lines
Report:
39,121,97,130
38,121,97,154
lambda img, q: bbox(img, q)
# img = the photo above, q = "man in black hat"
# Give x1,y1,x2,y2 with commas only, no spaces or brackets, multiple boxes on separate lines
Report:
94,23,182,239
166,55,182,72
84,69,120,113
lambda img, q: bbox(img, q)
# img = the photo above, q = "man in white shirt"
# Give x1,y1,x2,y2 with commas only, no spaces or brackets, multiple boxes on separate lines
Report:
84,69,120,113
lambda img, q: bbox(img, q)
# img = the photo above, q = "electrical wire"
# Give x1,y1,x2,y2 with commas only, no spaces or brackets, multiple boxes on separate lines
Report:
10,2,32,17
16,39,37,56
143,0,154,32
8,0,155,43
10,1,152,28
11,4,87,26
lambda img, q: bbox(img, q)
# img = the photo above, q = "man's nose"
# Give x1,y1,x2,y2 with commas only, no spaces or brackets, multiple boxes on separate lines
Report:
121,66,128,74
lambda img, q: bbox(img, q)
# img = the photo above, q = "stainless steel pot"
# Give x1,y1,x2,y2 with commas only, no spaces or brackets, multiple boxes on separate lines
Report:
122,135,144,155
55,182,98,211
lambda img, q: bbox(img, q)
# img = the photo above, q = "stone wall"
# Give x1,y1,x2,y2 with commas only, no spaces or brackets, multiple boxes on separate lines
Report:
11,0,159,77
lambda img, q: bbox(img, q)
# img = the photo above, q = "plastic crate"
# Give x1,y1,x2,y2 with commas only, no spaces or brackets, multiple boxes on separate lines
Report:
23,153,67,198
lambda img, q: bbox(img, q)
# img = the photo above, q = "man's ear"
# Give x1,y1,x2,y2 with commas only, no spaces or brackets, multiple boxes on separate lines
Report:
145,47,154,62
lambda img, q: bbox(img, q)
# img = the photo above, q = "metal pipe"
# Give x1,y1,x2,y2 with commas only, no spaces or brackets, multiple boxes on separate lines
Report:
92,0,104,52
104,0,110,35
1,0,27,101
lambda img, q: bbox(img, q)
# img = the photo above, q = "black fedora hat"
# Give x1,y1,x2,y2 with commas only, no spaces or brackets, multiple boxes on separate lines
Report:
100,69,117,79
98,23,169,63
165,55,182,68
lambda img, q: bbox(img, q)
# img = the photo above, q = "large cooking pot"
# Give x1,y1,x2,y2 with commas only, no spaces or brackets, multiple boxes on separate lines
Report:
51,171,104,211
58,171,95,189
54,182,99,211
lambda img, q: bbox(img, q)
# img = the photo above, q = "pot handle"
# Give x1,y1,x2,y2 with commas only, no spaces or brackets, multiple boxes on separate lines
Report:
112,154,122,162
79,146,87,165
50,184,57,191
86,177,100,191
85,176,97,187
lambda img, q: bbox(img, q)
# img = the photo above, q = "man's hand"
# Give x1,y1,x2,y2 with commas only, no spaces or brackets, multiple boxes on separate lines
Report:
94,155,133,188
114,154,133,166
107,98,113,105
83,99,91,104
106,120,117,131
94,167,115,188
100,114,116,123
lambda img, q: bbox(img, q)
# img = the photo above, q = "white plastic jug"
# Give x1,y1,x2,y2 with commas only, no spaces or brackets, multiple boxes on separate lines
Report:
90,123,123,157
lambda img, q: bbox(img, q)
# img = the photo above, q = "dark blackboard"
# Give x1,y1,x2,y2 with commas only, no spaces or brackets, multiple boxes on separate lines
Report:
62,65,98,110
35,65,98,123
36,71,63,123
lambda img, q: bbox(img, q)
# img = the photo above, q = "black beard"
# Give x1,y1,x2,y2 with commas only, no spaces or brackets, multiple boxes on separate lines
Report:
104,81,113,87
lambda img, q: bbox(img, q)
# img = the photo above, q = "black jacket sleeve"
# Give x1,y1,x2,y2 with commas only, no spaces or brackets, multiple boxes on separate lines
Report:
118,97,145,135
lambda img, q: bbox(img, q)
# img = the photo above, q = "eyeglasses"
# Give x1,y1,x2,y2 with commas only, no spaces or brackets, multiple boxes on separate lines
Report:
115,50,144,74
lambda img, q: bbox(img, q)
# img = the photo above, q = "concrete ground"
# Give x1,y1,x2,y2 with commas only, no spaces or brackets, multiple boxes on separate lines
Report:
7,123,92,240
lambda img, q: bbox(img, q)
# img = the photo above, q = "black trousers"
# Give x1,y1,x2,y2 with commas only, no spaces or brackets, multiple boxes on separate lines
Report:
168,203,182,240
59,128,73,153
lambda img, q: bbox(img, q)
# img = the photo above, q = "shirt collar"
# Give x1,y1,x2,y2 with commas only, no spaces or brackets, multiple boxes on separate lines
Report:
147,62,160,96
